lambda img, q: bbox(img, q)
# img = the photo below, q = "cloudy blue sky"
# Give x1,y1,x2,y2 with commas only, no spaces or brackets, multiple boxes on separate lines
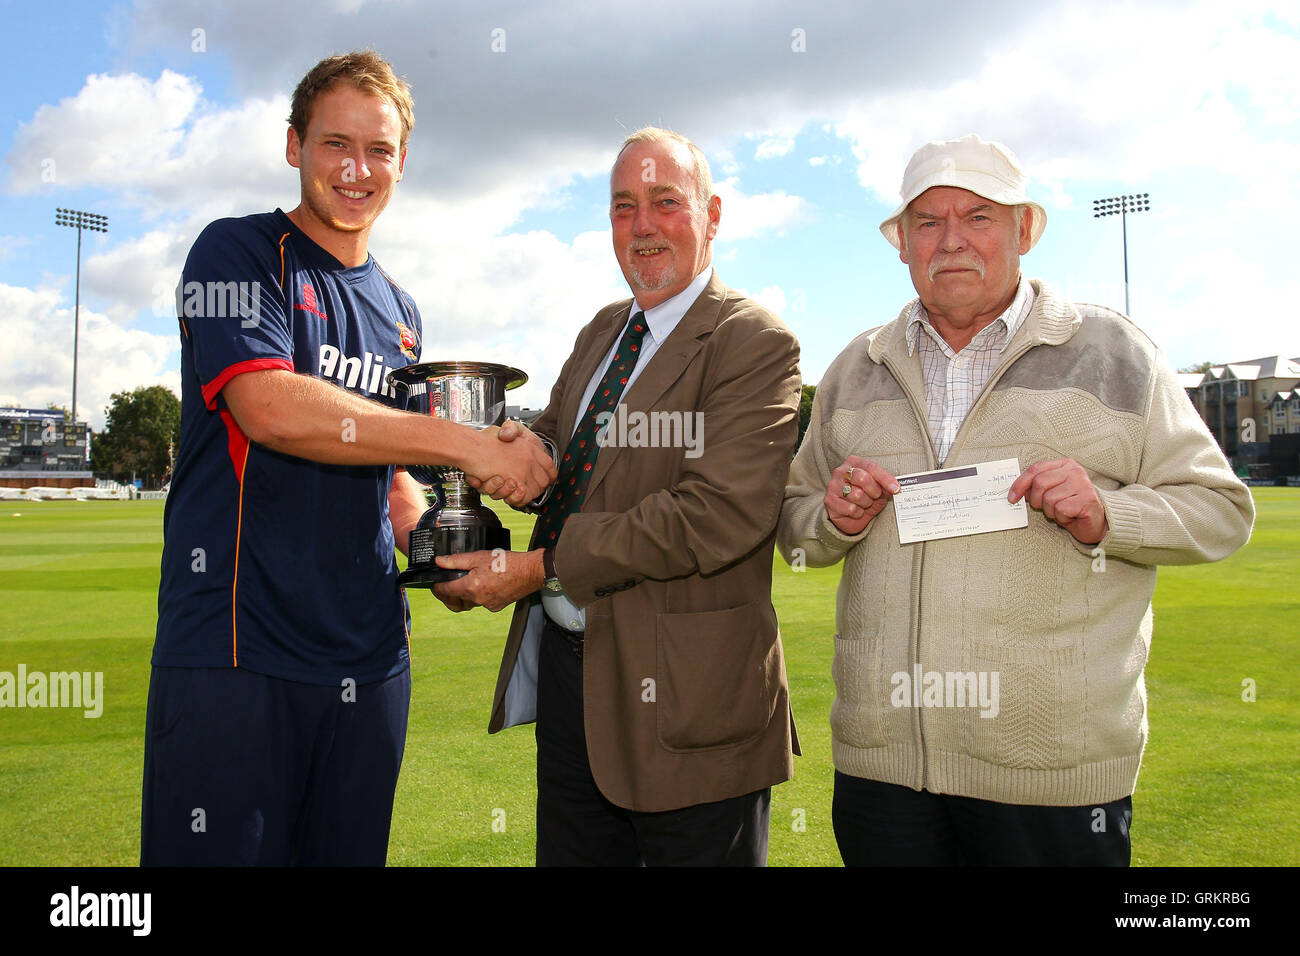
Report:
2,0,1297,428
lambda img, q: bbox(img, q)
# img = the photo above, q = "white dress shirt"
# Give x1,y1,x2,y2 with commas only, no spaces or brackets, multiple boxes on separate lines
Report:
568,266,713,439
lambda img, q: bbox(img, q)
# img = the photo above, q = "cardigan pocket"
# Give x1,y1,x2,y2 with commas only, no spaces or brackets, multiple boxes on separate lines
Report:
654,603,771,752
966,640,1086,770
829,633,889,750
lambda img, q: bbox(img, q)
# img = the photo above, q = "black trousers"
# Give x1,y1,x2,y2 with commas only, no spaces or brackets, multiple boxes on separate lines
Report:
141,665,410,866
535,618,770,866
832,771,1131,866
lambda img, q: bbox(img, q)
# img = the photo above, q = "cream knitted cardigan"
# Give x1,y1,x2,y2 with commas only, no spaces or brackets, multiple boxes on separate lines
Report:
778,280,1254,805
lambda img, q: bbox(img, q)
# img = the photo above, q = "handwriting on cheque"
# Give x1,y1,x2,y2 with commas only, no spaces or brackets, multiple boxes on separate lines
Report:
892,459,1027,543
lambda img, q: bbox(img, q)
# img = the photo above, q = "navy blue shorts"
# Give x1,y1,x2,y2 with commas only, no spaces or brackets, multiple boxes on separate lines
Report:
140,665,410,866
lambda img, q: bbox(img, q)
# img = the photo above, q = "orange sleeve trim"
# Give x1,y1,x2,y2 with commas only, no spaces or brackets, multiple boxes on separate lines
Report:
375,261,418,327
201,357,295,410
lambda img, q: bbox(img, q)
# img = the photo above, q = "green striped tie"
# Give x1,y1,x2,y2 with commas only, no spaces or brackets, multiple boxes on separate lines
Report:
534,311,648,546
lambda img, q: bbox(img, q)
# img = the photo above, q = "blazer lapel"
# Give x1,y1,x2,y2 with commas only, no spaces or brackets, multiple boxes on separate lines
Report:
557,303,634,446
583,274,725,501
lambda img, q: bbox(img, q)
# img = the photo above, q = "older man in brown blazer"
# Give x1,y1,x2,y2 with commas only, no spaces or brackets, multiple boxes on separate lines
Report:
433,127,801,865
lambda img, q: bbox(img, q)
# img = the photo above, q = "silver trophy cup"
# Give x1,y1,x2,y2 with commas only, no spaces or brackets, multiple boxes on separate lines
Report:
386,361,528,587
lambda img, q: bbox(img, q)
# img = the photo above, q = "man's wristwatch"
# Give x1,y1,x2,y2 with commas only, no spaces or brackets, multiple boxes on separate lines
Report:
542,548,563,592
540,546,585,632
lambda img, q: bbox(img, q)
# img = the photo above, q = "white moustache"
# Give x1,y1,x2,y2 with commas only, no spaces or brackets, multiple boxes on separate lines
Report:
929,254,985,281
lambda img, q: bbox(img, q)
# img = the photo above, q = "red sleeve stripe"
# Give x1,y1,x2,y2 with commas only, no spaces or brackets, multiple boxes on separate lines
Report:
217,407,251,480
221,414,251,667
201,357,295,409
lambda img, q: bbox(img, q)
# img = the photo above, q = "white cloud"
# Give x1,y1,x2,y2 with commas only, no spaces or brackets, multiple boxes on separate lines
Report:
713,148,741,176
712,178,810,241
365,201,630,410
1138,248,1300,367
7,71,201,194
6,70,295,221
81,229,194,326
0,283,179,431
751,285,788,317
831,1,1300,209
755,137,795,160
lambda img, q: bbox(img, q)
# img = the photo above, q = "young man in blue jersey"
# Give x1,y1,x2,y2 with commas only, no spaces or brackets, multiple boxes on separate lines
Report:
142,50,556,866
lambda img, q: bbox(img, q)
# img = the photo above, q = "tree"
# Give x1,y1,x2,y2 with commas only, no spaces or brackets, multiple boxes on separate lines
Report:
91,385,181,487
1179,360,1215,374
797,384,817,452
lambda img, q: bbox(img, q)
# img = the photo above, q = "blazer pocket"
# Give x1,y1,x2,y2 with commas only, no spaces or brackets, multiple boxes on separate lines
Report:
655,603,771,753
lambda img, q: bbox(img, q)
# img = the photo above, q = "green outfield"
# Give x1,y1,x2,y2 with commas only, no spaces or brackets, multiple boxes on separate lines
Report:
0,489,1295,866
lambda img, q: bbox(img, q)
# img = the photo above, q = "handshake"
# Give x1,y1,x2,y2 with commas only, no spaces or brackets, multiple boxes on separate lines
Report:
463,419,557,509
426,419,554,614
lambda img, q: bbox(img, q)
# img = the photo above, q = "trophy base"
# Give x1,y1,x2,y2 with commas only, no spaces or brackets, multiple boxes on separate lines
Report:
397,565,469,587
398,524,511,590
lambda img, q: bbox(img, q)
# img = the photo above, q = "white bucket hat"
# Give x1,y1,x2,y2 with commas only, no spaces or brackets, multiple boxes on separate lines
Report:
879,133,1047,251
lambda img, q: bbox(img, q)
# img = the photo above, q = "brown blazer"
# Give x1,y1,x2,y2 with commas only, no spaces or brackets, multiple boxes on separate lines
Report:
488,272,802,812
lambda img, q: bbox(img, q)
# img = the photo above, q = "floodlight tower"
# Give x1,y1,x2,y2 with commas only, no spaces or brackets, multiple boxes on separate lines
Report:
1092,193,1150,315
54,208,109,425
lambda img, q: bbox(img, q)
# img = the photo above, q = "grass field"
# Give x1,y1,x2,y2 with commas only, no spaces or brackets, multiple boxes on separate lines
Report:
0,489,1295,866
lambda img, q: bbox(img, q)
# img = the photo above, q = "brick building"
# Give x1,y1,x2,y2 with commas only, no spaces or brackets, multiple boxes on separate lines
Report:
1185,354,1300,475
